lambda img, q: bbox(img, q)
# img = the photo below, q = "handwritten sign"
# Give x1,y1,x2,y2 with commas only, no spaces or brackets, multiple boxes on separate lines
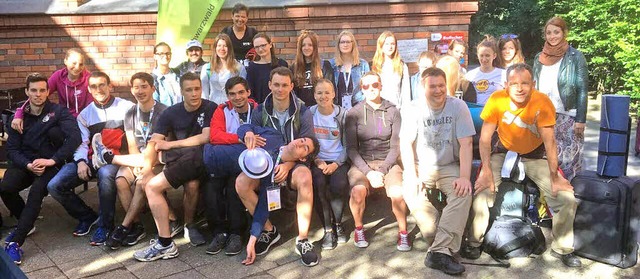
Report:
397,39,429,63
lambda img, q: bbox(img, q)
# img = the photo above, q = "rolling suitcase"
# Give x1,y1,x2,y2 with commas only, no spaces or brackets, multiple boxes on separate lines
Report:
572,170,640,268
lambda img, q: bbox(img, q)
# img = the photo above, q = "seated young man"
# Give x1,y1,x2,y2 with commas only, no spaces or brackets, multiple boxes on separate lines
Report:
400,68,475,275
234,67,319,266
463,64,581,268
2,73,81,264
90,72,167,249
202,76,257,255
46,71,134,246
133,72,217,262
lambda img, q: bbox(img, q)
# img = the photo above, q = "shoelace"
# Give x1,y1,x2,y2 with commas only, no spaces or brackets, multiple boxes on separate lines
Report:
355,229,365,241
399,233,409,246
258,232,271,243
298,241,313,254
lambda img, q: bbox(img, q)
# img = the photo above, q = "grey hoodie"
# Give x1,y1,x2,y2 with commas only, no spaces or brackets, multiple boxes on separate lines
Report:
345,99,401,174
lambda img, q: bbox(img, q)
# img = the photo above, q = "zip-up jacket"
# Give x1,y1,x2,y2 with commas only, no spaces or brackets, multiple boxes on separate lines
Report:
345,99,401,174
7,101,81,169
309,104,348,166
250,92,314,144
329,58,370,107
209,99,258,145
74,96,135,162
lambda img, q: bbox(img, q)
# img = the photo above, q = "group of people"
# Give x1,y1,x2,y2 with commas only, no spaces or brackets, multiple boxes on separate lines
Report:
0,2,590,275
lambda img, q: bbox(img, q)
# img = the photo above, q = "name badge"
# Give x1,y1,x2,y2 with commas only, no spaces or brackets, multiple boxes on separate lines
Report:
267,185,281,211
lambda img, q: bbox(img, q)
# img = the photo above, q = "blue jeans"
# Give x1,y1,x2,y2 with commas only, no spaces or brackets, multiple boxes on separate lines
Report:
47,162,119,228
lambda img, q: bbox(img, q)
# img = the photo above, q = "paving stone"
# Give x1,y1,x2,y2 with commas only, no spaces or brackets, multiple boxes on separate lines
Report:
267,260,338,279
58,255,124,279
126,257,191,279
18,242,56,273
84,268,137,279
24,266,68,279
194,252,275,279
161,269,207,279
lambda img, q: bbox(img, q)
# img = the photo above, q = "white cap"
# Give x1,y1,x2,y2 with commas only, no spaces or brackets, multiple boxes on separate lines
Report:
185,39,203,50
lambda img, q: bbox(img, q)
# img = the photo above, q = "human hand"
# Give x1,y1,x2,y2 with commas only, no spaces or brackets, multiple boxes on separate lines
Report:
323,163,339,175
77,161,92,181
242,236,257,265
152,139,172,151
32,158,55,168
273,163,293,183
366,171,384,188
453,177,472,197
11,118,23,134
474,168,495,195
551,175,573,197
574,122,586,138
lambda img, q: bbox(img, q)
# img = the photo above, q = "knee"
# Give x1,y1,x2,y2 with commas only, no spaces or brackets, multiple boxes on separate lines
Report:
235,174,253,197
350,186,366,204
292,167,312,192
387,185,404,201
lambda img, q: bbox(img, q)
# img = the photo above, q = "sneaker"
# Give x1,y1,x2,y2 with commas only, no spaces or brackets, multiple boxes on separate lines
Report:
90,226,110,246
91,133,112,169
353,226,369,248
169,220,183,238
255,226,281,255
206,233,228,255
184,224,206,246
133,240,179,262
5,226,36,245
124,223,146,246
321,231,337,250
295,239,319,267
425,251,465,275
335,223,347,244
5,242,23,265
397,231,412,252
105,225,129,249
73,216,99,236
460,244,482,260
225,234,242,255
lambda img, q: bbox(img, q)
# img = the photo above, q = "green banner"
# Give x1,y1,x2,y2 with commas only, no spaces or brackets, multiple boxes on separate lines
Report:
156,0,225,67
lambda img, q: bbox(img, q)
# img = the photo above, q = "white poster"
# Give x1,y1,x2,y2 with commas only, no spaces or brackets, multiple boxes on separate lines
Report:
397,38,429,63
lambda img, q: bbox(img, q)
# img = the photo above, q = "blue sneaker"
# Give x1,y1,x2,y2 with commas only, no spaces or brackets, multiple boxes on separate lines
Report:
5,226,36,245
133,240,178,262
90,227,110,246
73,216,99,237
5,242,23,265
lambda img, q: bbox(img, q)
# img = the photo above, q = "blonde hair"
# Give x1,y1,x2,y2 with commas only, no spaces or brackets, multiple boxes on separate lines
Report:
476,35,501,68
211,33,239,75
371,31,403,76
334,31,362,67
293,30,323,88
435,55,461,96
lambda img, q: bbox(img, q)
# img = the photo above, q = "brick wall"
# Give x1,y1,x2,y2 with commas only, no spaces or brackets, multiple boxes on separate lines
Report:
0,1,478,99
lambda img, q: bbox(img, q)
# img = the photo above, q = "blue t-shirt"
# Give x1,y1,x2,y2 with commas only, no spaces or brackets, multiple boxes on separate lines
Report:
154,99,216,140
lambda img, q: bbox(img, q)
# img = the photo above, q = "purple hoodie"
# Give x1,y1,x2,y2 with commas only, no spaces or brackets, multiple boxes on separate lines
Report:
15,68,93,119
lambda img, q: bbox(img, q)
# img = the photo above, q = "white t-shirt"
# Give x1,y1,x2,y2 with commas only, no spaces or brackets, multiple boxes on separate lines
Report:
465,67,505,105
400,96,476,178
313,110,343,161
538,58,574,116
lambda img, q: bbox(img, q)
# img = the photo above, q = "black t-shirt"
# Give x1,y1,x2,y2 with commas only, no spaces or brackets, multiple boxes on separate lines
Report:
125,102,168,152
222,25,258,61
154,99,216,140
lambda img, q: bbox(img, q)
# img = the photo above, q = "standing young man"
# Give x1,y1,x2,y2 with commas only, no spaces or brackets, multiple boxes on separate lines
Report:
463,64,581,268
47,71,134,246
235,67,319,266
2,73,81,264
133,72,217,261
400,68,475,275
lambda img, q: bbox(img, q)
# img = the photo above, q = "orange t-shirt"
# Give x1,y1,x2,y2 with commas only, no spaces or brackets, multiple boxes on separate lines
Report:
480,89,556,154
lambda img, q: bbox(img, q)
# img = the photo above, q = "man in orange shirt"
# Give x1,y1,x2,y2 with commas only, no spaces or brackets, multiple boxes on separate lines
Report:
462,63,581,268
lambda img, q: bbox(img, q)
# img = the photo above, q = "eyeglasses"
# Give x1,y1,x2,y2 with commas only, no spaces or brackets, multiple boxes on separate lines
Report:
501,34,519,39
155,52,172,56
361,82,380,90
339,40,353,45
254,43,269,50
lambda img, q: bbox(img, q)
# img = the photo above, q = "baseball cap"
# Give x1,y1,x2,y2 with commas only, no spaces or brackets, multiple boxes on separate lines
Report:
186,39,203,50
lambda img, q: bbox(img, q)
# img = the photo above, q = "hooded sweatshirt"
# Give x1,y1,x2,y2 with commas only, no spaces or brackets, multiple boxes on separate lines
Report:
209,98,258,145
14,68,93,119
345,99,401,175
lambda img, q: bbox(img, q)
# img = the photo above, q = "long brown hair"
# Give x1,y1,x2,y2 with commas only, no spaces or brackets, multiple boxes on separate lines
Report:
476,35,501,68
252,33,279,67
333,30,362,67
498,35,525,67
371,31,403,75
210,33,240,75
293,30,323,88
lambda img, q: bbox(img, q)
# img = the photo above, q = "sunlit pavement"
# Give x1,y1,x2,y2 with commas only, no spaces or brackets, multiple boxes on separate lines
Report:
3,94,640,278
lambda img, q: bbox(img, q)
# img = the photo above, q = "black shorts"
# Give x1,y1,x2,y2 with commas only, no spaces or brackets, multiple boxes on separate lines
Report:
163,146,206,189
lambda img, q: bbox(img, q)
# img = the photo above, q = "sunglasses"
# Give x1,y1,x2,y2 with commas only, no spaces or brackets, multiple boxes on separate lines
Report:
362,82,380,90
501,34,519,39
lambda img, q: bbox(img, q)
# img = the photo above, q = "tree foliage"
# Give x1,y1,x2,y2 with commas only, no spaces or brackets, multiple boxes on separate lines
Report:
470,0,640,99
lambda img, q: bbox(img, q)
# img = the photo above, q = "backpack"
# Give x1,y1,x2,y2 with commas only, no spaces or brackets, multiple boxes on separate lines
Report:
483,215,546,259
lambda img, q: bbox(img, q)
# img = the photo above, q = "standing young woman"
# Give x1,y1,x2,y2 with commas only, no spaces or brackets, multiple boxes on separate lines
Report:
498,34,525,68
310,79,349,250
533,16,589,180
371,31,410,109
245,33,288,104
291,30,334,107
329,31,370,110
151,42,182,107
12,48,92,132
464,36,505,105
201,34,247,105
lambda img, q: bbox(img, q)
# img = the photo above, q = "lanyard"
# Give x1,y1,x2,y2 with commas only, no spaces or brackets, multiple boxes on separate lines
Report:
271,146,285,185
136,102,155,143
